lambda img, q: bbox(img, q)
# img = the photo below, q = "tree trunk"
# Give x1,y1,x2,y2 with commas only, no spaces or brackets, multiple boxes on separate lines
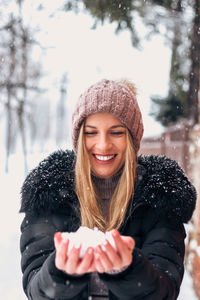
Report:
56,73,67,147
168,13,182,96
5,93,12,173
18,101,28,174
18,22,29,175
187,0,200,124
5,18,16,172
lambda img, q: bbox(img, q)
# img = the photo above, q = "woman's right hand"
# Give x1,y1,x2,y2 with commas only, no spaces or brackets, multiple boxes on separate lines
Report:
54,232,95,275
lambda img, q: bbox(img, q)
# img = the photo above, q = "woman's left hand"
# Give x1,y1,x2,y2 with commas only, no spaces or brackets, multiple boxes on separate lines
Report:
94,229,135,273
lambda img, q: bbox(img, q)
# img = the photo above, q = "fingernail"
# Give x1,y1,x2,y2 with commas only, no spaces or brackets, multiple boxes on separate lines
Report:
101,245,106,252
88,248,93,255
103,240,108,246
95,252,100,259
97,245,102,252
63,238,69,246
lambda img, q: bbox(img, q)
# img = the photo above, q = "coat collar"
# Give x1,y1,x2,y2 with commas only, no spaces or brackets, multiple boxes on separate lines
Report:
20,150,196,223
134,155,196,223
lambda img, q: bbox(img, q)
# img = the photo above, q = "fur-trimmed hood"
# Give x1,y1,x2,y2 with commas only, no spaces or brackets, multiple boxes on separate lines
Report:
20,150,196,223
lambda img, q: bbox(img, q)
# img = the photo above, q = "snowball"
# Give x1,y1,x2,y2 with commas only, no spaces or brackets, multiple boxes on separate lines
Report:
62,226,116,258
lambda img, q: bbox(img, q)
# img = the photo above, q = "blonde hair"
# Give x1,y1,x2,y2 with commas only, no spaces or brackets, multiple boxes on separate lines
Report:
75,124,137,232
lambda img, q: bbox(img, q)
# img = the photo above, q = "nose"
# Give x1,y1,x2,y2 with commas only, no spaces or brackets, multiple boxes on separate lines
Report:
96,133,112,152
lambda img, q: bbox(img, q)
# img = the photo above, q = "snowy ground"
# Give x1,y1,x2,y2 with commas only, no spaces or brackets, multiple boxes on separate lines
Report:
0,152,198,300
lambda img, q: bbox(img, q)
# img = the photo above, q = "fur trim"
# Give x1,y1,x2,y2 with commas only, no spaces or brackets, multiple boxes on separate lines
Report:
137,155,196,223
20,150,196,223
20,150,78,215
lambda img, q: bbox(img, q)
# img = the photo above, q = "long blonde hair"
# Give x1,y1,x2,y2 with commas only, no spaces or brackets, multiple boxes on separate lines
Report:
75,124,137,232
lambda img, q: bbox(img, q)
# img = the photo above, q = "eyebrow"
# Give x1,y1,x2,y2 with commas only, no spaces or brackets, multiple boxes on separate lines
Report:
84,125,125,129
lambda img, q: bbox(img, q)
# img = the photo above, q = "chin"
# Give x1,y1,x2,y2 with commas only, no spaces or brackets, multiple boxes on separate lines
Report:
95,171,115,178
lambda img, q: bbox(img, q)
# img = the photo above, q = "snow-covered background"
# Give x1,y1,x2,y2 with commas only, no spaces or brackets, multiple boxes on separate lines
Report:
0,152,198,299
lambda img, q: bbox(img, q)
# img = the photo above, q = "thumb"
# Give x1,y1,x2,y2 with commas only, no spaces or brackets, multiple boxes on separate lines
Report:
127,238,135,251
54,232,62,248
121,236,135,251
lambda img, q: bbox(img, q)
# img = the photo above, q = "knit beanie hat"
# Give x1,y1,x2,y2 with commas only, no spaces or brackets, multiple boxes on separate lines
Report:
72,79,144,153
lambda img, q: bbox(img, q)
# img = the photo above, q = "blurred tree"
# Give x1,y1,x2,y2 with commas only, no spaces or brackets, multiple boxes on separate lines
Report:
0,15,16,173
62,0,200,126
63,0,143,47
150,0,200,125
150,95,184,126
0,1,43,172
186,0,200,124
150,3,188,125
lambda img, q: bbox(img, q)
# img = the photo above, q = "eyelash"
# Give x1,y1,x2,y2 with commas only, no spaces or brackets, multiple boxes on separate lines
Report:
84,132,97,135
110,132,125,135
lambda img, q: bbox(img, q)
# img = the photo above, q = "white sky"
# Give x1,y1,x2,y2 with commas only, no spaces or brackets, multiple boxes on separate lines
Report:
21,1,171,137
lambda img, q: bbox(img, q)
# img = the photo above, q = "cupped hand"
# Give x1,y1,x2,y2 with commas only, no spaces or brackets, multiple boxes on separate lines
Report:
54,232,95,275
94,229,135,273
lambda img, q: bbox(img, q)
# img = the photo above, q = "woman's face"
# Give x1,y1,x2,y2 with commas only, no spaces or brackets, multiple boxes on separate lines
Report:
84,112,127,178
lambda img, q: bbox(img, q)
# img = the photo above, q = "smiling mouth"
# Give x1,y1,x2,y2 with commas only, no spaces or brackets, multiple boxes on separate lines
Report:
93,154,116,161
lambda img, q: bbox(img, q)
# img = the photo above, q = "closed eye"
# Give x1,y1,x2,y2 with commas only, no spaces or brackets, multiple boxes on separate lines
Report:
84,131,97,135
110,131,126,135
84,131,126,136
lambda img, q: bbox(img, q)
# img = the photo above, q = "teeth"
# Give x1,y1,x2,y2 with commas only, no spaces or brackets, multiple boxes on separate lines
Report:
95,155,115,161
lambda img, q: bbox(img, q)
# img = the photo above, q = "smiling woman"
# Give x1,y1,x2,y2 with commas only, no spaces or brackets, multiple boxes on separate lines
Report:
19,79,196,300
84,113,127,178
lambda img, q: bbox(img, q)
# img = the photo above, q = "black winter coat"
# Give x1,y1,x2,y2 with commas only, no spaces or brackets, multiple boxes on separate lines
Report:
19,150,196,300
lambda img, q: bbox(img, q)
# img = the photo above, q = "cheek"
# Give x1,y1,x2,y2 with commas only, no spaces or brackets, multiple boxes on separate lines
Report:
121,148,126,161
117,139,127,155
85,138,92,151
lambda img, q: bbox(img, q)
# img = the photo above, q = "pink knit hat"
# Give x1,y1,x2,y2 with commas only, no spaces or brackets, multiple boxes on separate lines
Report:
72,79,144,153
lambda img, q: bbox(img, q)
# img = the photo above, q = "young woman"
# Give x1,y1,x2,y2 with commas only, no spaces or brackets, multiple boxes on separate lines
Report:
20,79,196,300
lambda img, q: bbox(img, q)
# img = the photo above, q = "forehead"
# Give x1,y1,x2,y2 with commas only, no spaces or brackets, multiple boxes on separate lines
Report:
85,112,123,126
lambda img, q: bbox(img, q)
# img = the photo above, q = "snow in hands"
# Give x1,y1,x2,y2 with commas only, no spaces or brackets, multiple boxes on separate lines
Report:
61,226,116,258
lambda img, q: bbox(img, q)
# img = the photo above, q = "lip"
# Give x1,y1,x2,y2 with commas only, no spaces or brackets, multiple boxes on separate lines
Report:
92,154,117,165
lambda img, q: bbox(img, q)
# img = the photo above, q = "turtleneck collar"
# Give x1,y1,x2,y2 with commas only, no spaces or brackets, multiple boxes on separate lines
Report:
91,167,123,200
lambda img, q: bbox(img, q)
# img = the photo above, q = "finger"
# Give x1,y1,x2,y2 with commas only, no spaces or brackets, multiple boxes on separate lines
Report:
111,230,132,266
55,239,69,270
54,232,62,249
101,240,121,268
121,236,135,251
111,230,127,253
65,245,81,274
95,245,113,271
94,250,105,273
76,247,94,274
